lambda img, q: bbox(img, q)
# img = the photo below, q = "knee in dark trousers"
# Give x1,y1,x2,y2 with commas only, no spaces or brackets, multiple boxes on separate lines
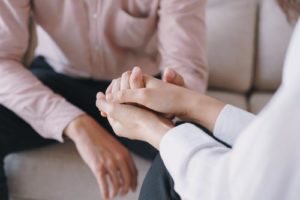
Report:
139,154,181,200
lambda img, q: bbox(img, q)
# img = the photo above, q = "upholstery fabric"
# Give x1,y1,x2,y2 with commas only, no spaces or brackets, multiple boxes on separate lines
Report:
207,90,247,110
255,0,294,91
207,0,257,92
249,93,273,114
5,142,151,200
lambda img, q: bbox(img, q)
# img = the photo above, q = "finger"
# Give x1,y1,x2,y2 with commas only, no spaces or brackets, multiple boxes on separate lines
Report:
127,157,138,191
130,66,144,89
106,163,121,199
112,78,121,94
96,93,108,117
94,168,109,200
96,92,114,115
106,81,114,95
120,71,131,90
162,67,185,86
118,160,132,196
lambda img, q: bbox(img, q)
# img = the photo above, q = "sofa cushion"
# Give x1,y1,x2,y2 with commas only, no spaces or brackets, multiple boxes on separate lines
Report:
249,92,273,114
5,141,151,200
255,0,294,91
207,90,247,110
207,0,257,93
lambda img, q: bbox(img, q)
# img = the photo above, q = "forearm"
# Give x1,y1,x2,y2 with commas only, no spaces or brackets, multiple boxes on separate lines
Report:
0,59,84,141
0,1,85,141
159,123,231,199
160,107,300,199
142,118,174,150
183,90,225,133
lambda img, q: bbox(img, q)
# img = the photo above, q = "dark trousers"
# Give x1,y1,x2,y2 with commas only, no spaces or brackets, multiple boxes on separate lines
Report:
139,154,181,200
139,125,227,200
0,57,157,199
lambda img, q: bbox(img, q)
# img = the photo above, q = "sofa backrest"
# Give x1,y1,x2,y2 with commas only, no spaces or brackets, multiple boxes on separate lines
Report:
255,0,294,92
207,0,295,94
207,0,257,93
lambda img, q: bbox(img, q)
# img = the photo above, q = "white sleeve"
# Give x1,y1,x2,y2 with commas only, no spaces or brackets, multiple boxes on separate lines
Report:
160,91,300,200
213,105,255,146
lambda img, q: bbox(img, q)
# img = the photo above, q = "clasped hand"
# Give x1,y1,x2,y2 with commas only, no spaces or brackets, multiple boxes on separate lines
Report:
96,67,193,149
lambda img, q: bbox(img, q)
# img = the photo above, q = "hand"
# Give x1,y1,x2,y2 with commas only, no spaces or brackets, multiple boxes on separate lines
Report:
96,92,174,149
107,74,193,119
103,66,185,118
64,114,137,200
105,66,185,96
107,75,225,132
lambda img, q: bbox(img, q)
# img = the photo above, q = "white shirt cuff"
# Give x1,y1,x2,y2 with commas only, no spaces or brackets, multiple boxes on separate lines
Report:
213,105,255,146
160,123,217,173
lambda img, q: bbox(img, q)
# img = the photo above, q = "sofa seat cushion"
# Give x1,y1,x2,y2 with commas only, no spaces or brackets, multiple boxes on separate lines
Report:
4,141,151,200
249,92,273,114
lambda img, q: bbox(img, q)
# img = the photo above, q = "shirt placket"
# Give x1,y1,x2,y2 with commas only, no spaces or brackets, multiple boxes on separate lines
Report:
90,0,104,76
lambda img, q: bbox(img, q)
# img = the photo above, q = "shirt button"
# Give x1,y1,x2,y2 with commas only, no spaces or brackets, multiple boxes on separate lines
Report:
95,46,100,51
93,13,98,19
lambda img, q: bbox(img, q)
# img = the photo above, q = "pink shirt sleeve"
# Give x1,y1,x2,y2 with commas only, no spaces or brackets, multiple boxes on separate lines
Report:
0,1,84,142
158,0,208,93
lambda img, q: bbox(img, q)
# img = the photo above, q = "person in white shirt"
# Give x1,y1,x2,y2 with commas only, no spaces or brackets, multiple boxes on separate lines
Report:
96,1,300,199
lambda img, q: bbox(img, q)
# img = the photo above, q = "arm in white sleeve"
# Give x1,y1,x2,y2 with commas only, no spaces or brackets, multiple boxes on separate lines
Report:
213,105,256,146
160,89,300,200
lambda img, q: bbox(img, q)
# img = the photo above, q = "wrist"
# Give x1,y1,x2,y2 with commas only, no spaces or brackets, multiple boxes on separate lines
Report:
187,93,225,132
143,117,174,149
64,114,90,141
178,90,201,120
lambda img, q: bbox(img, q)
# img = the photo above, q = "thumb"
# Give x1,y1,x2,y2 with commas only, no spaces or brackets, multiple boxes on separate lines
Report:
162,67,185,86
96,92,114,116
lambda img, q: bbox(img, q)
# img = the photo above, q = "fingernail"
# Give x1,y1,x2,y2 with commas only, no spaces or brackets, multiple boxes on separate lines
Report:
132,66,141,74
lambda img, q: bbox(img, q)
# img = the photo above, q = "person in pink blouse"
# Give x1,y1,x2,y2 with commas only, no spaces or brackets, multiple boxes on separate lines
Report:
0,0,208,199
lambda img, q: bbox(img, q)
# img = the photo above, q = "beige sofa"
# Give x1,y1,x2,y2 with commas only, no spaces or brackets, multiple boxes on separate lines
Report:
4,0,294,199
